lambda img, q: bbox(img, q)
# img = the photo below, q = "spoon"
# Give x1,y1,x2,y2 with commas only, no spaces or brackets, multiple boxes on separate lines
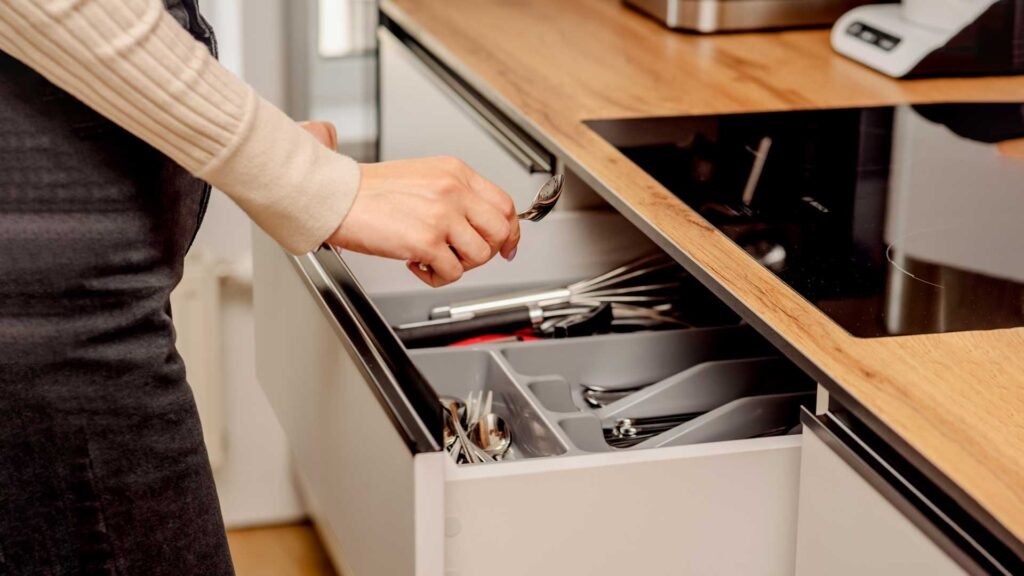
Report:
516,173,565,222
415,174,565,273
469,413,512,460
439,396,467,426
445,400,479,463
439,397,467,450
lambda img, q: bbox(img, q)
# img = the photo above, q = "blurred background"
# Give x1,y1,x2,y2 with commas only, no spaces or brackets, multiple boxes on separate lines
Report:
169,0,378,559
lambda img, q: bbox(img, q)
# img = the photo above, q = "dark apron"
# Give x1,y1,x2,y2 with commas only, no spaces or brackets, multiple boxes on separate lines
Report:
0,2,234,575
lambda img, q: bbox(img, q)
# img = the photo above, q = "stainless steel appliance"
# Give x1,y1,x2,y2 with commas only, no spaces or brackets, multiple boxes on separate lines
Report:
624,0,886,33
832,0,1024,77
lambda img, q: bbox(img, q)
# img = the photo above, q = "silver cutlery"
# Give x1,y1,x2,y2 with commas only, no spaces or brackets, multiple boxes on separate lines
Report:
469,413,512,460
516,173,565,222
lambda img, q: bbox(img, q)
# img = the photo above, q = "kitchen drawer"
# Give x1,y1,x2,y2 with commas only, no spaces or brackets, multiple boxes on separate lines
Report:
379,24,553,209
254,210,817,576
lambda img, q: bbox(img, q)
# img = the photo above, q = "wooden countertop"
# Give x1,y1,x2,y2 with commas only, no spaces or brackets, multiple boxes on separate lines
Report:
381,0,1024,553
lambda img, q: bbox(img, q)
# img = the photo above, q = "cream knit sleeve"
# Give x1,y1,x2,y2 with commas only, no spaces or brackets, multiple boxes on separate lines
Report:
0,0,360,254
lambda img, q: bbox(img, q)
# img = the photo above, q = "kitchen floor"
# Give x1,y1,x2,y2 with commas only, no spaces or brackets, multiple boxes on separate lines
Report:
228,524,338,576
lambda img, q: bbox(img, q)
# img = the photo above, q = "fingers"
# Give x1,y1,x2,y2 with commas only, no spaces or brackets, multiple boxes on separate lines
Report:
415,245,464,287
463,200,511,263
468,173,520,260
448,219,495,271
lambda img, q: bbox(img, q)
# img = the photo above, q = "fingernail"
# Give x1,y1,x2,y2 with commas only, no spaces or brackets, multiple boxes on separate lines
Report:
506,247,518,261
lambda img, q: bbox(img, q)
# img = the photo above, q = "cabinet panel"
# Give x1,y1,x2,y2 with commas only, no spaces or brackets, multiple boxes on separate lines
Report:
445,439,802,576
796,419,966,575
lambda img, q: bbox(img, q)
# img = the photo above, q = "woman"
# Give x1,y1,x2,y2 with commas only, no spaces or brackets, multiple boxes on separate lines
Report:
0,0,519,574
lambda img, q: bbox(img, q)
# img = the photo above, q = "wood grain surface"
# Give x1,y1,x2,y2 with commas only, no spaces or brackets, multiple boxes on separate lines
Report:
382,0,1024,551
228,524,338,576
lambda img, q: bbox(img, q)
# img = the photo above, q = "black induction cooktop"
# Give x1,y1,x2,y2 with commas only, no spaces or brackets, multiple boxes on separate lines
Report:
588,103,1024,338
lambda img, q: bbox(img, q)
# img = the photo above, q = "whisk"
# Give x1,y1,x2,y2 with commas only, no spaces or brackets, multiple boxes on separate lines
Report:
428,254,689,319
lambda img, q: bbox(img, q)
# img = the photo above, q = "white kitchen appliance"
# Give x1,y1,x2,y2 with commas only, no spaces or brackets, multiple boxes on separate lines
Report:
832,0,1024,77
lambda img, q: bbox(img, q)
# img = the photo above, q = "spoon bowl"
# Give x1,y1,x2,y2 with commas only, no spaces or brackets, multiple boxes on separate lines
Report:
469,413,513,460
517,174,565,222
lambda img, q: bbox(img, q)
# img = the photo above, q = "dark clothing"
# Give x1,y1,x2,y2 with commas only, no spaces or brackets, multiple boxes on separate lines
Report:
0,3,234,575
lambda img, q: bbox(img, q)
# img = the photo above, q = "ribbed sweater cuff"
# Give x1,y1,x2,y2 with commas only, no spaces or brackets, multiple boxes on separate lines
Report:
199,96,361,254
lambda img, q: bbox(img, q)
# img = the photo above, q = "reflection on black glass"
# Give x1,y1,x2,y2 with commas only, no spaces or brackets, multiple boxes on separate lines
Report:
593,103,1024,338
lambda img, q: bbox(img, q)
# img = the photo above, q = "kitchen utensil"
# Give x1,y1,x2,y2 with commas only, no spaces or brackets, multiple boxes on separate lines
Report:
395,308,544,348
448,332,541,347
446,400,493,463
466,390,482,426
552,302,613,338
469,413,512,460
415,174,565,273
604,413,704,448
396,301,648,348
580,382,653,409
439,396,467,425
516,173,565,222
430,253,686,319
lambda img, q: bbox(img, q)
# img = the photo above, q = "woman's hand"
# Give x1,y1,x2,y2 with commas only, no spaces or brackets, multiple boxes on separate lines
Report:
330,158,521,287
299,121,520,288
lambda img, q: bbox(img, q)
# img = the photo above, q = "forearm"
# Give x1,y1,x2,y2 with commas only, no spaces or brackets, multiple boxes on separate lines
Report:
0,0,358,253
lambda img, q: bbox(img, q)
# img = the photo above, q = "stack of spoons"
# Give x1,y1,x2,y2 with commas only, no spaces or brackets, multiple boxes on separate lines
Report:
442,390,513,464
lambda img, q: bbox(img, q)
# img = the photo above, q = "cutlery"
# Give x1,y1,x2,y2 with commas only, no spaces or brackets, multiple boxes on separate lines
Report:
469,413,512,460
446,400,493,463
580,382,652,409
516,173,565,222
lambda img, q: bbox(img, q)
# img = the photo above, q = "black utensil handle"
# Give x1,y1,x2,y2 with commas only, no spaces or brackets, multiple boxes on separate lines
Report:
553,302,613,338
395,308,534,348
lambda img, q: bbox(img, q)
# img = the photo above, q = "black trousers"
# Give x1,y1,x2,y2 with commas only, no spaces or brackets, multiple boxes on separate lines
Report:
0,3,233,575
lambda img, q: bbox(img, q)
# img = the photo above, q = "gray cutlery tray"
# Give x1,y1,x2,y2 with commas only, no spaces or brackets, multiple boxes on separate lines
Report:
409,326,815,463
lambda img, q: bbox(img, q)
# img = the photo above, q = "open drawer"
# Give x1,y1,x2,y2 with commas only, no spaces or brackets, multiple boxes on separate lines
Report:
254,210,815,576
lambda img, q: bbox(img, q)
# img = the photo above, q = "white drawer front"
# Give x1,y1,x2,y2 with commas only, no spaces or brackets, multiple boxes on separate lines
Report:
795,422,966,576
444,438,802,576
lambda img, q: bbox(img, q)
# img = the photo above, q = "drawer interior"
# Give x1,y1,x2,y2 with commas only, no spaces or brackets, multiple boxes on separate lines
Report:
342,209,815,464
410,329,814,461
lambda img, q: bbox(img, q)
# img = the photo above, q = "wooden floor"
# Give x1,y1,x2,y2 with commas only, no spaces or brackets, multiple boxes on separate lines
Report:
228,524,338,576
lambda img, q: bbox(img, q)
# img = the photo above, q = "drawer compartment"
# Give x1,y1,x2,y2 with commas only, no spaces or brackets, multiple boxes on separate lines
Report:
255,209,815,575
409,349,569,459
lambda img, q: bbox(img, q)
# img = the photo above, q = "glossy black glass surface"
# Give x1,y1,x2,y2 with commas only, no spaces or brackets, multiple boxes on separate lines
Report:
588,103,1024,337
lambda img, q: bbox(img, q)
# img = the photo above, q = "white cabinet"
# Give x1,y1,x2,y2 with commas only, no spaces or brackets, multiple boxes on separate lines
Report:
796,421,965,575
